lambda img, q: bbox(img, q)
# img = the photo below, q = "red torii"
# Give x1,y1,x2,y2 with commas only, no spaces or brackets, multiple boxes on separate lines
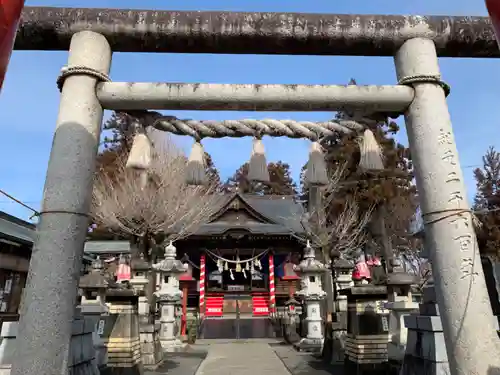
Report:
0,0,24,91
486,0,500,45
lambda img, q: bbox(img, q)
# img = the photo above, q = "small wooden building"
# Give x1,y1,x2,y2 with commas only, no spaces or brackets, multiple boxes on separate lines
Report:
0,211,33,321
0,211,93,326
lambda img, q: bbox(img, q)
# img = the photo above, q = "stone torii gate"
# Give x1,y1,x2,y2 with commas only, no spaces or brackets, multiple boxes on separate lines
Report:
11,7,500,375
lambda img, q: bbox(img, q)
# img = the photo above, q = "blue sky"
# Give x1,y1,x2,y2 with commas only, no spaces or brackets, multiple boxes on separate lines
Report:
0,0,498,221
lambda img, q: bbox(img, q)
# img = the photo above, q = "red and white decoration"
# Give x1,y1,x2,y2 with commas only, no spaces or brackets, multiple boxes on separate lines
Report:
252,293,270,316
205,294,224,317
199,254,206,316
268,253,276,313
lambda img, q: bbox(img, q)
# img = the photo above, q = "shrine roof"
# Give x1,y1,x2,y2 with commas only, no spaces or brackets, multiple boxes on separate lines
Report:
0,211,35,245
83,193,306,254
194,192,305,236
0,211,96,262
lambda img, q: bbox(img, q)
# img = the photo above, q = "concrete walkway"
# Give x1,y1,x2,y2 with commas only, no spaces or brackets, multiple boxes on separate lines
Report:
195,340,291,375
147,340,341,375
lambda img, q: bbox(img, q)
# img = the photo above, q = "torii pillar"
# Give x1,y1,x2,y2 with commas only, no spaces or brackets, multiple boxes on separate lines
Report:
395,38,500,375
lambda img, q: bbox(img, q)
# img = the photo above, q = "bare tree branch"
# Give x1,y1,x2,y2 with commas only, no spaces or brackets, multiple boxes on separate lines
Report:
91,132,218,242
286,163,374,261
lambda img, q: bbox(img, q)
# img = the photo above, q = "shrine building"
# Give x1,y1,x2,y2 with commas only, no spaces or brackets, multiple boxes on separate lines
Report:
84,192,306,338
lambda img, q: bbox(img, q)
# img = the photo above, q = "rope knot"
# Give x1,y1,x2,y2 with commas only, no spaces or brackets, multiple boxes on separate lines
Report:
398,74,451,97
57,65,111,92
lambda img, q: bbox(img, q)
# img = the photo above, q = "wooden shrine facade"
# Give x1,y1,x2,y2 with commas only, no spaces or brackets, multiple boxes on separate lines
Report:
84,192,306,320
175,192,305,318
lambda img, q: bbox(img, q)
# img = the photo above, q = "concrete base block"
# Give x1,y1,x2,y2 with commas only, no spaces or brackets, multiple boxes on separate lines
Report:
400,355,450,375
160,339,186,353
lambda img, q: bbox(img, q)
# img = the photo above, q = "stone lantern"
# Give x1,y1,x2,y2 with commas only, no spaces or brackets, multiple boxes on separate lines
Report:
78,256,115,370
130,252,151,324
293,240,327,352
79,256,115,315
332,258,354,314
152,241,187,351
385,257,419,362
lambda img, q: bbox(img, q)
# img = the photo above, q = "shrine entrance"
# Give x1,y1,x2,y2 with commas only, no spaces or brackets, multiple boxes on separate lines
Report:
201,294,276,340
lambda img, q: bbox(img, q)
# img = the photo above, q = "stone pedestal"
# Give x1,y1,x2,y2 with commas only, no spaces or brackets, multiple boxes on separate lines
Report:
101,293,143,375
80,299,110,371
341,285,390,375
0,316,100,375
0,322,17,375
157,298,184,351
294,241,327,353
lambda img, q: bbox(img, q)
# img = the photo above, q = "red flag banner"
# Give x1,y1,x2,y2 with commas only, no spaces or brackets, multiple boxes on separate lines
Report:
0,0,24,92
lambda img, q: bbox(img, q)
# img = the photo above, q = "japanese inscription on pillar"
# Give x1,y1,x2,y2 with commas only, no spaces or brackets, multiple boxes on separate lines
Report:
438,128,478,279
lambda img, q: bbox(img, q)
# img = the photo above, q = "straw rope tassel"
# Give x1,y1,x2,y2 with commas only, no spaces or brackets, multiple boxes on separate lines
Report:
186,140,206,185
359,129,385,171
126,133,152,170
248,137,269,183
305,141,329,186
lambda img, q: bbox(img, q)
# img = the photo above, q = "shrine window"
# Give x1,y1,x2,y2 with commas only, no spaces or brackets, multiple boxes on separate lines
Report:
309,276,316,283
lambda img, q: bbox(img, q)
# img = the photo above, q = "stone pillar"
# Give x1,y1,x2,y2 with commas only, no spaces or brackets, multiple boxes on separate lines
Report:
385,262,419,369
10,31,112,375
401,284,450,375
79,301,109,371
395,38,500,375
152,241,186,352
294,241,327,353
342,285,390,375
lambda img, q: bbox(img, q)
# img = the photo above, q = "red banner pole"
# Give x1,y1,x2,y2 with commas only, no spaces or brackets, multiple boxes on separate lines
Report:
486,0,500,46
0,0,25,92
